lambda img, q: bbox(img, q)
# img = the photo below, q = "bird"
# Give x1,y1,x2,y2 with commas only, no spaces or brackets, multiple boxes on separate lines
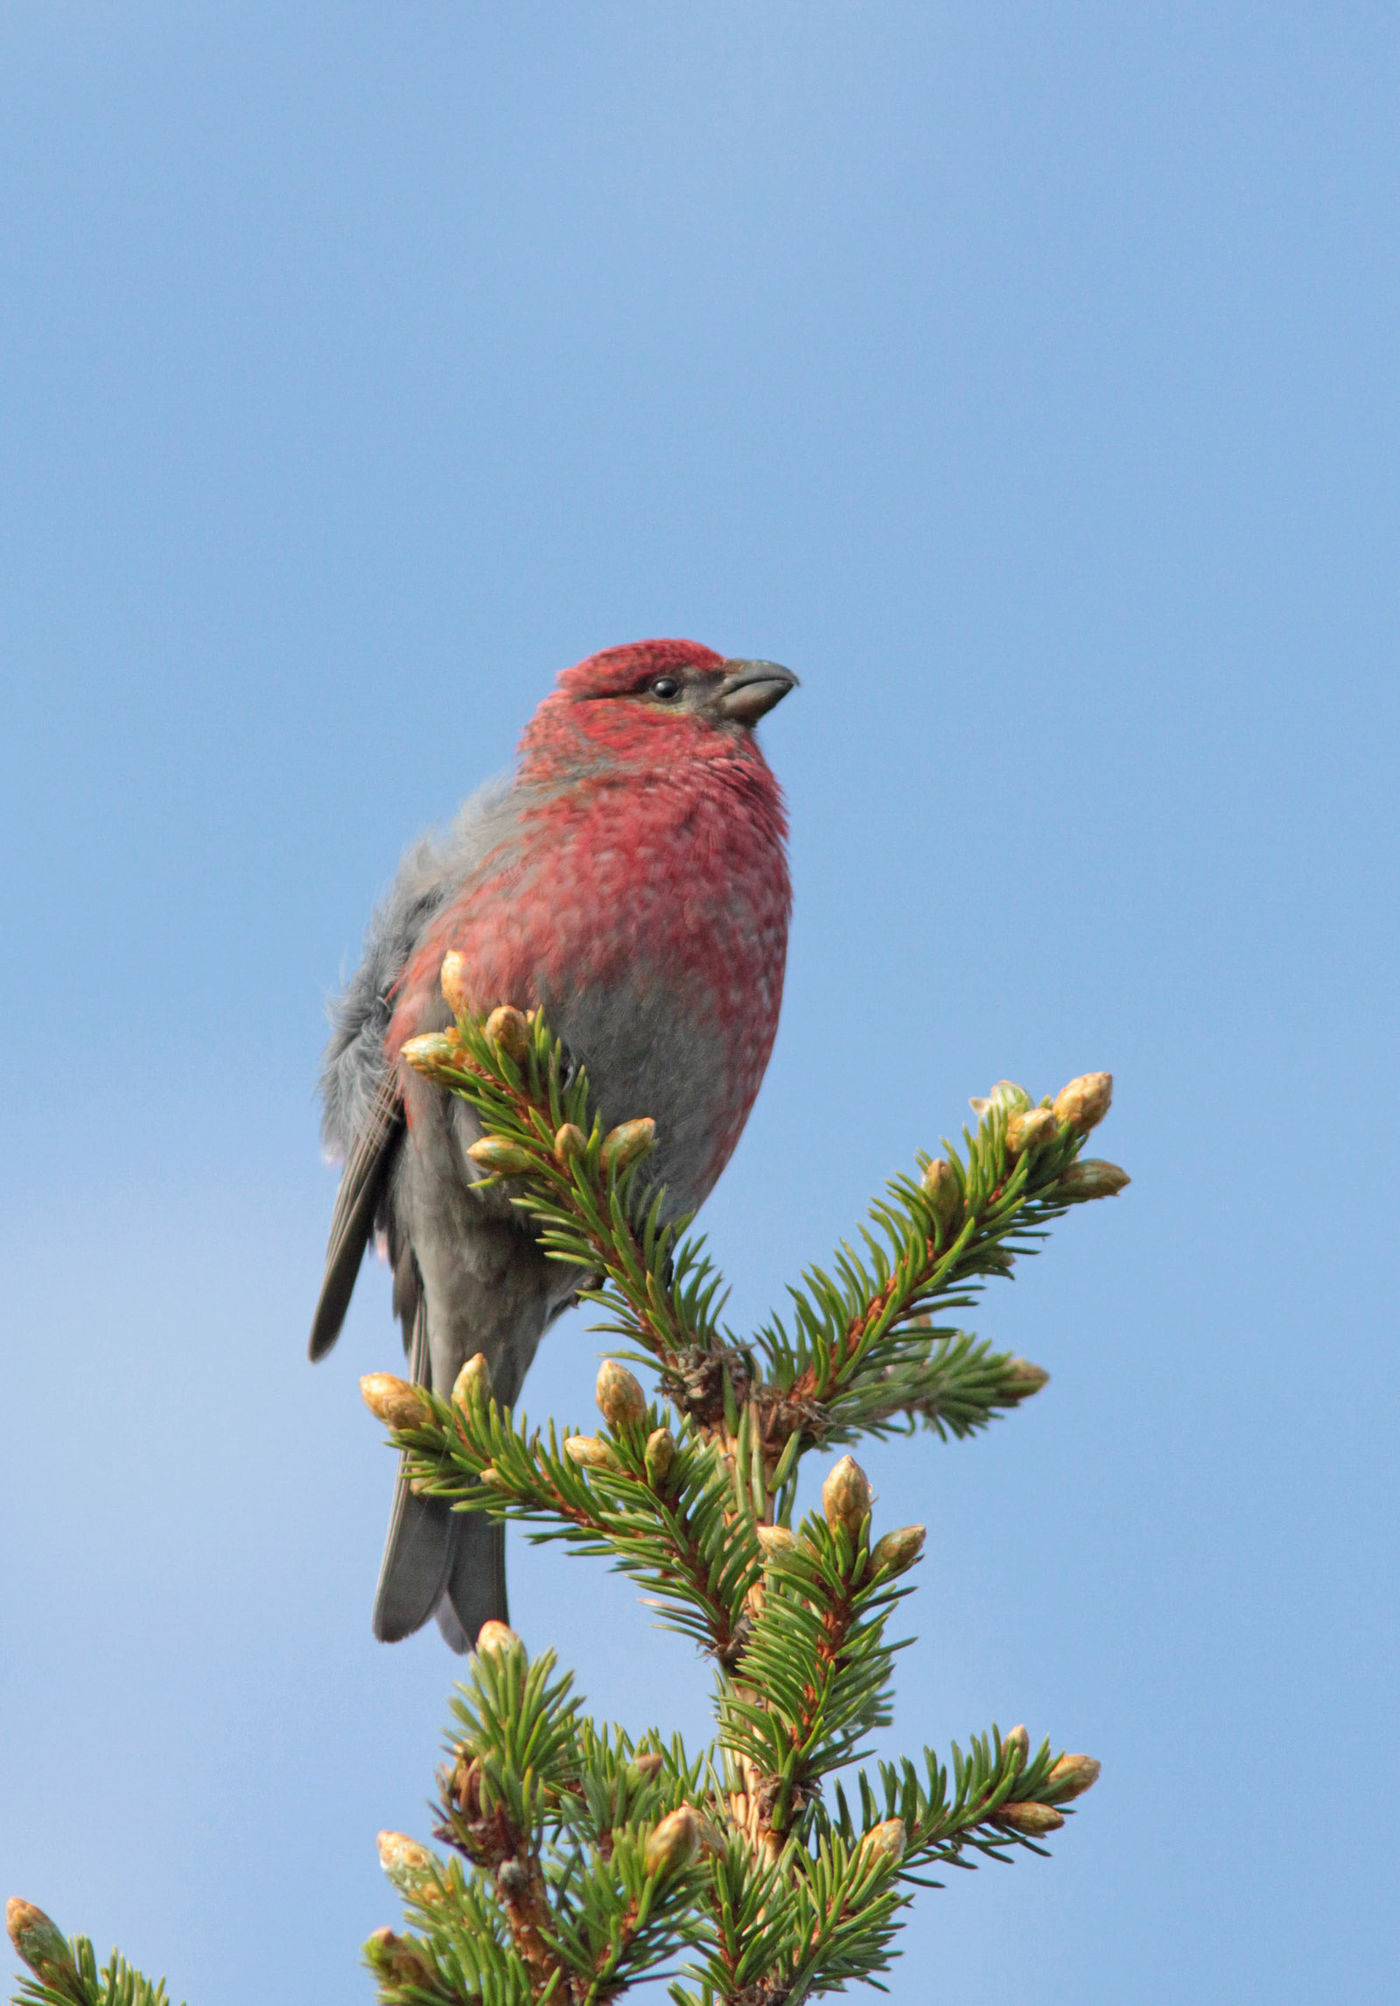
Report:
311,639,796,1650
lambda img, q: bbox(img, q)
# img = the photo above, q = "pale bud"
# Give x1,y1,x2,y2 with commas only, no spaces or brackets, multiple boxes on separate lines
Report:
6,1899,73,1980
859,1817,907,1868
756,1523,798,1561
564,1434,619,1471
1001,1724,1029,1768
920,1157,962,1228
451,1352,492,1408
596,1359,647,1429
1005,1358,1050,1399
479,1465,507,1488
1053,1072,1113,1134
1056,1159,1130,1202
474,1619,522,1658
627,1750,665,1785
365,1927,434,1985
401,1032,461,1081
361,1373,430,1431
822,1455,872,1537
377,1831,436,1893
644,1426,676,1490
970,1080,1030,1119
1047,1753,1101,1801
996,1801,1064,1835
439,950,472,1019
466,1135,538,1176
484,1004,531,1062
554,1121,586,1166
1006,1106,1058,1158
600,1117,657,1174
868,1524,926,1578
643,1805,701,1878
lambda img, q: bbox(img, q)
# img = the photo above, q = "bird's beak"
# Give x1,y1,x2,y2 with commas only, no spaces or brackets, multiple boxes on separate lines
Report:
713,660,799,726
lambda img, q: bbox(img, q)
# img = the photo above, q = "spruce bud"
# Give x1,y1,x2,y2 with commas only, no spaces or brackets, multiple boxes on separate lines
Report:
996,1801,1064,1835
361,1373,429,1431
377,1832,435,1893
921,1157,963,1228
365,1928,434,1985
564,1434,619,1471
822,1455,872,1537
756,1523,798,1561
643,1805,701,1878
1005,1358,1050,1399
596,1359,647,1429
1056,1159,1130,1202
5,1899,73,1980
554,1121,586,1166
868,1524,926,1578
644,1426,676,1490
484,1004,531,1062
969,1080,1030,1119
600,1117,657,1174
1053,1072,1113,1134
451,1352,492,1409
1006,1106,1058,1158
475,1619,522,1658
401,1032,460,1081
1001,1724,1030,1769
1047,1753,1101,1801
627,1750,666,1784
439,950,471,1019
859,1817,907,1868
466,1135,538,1176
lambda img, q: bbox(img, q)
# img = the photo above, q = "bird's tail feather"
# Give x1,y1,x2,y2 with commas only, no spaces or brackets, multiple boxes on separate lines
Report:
437,1515,508,1651
372,1476,455,1642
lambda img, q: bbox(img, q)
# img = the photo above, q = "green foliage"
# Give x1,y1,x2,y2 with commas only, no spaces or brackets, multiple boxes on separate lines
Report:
8,1018,1121,2006
352,1016,1121,2005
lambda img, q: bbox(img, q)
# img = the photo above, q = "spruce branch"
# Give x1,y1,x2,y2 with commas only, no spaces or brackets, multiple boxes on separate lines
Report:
15,988,1119,2006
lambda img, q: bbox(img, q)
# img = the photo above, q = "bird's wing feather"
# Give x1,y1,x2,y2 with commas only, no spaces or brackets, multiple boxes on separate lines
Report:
308,1075,405,1361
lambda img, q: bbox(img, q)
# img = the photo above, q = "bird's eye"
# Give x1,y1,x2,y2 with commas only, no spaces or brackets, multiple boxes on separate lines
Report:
649,675,682,701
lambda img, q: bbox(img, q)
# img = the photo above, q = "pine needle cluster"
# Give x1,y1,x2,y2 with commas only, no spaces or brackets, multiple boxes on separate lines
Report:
6,992,1125,2006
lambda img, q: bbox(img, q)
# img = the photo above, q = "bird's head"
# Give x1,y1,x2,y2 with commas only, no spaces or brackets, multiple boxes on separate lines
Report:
521,639,797,775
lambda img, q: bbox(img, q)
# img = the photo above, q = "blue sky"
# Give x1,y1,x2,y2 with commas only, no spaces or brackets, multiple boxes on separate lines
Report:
2,5,1395,2001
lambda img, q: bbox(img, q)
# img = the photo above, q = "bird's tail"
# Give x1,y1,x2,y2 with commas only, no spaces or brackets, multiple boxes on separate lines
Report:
372,1484,507,1652
371,1295,508,1652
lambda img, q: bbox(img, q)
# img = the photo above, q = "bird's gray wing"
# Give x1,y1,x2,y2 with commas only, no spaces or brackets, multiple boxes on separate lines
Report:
308,1075,405,1362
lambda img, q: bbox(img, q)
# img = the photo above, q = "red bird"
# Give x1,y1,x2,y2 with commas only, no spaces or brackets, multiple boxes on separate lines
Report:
311,640,795,1649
